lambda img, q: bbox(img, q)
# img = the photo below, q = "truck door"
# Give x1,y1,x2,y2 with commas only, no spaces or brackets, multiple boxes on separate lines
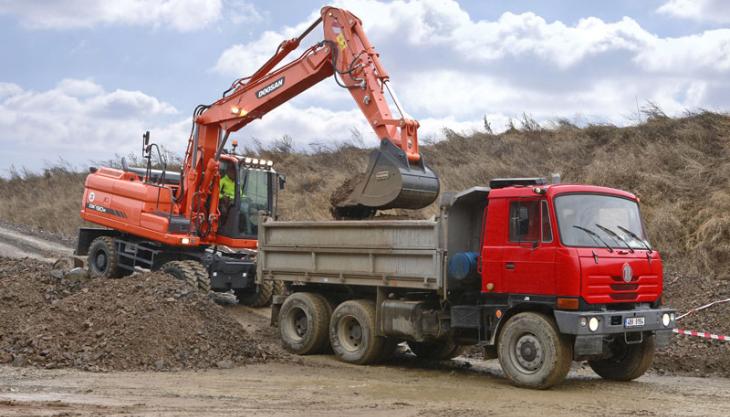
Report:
500,199,556,295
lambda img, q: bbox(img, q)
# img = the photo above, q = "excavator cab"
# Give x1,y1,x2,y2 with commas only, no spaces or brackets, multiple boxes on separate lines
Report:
218,157,282,240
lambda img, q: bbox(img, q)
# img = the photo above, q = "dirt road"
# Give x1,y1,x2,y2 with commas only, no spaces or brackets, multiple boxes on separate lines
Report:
0,224,73,262
1,227,729,416
2,345,729,417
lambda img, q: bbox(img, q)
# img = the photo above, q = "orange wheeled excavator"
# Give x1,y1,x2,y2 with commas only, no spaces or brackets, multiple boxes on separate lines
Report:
75,6,439,305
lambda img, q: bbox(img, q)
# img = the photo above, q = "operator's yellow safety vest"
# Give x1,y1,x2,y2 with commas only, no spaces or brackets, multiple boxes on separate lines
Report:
219,175,235,199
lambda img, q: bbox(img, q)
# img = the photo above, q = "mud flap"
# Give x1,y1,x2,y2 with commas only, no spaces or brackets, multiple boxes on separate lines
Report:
333,140,439,218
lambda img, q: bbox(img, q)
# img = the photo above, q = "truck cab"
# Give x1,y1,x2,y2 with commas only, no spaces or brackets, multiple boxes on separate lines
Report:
480,182,662,306
444,178,674,387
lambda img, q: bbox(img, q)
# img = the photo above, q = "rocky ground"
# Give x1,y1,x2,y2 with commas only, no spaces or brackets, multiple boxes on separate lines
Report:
654,270,730,377
0,257,279,372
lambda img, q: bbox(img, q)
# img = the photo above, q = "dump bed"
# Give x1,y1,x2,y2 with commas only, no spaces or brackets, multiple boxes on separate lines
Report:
257,219,445,291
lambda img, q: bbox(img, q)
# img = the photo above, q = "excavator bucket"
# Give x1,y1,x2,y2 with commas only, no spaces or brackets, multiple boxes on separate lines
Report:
332,141,440,219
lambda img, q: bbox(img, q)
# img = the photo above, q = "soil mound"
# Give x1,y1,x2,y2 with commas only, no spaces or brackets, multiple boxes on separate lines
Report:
654,272,730,377
0,257,274,371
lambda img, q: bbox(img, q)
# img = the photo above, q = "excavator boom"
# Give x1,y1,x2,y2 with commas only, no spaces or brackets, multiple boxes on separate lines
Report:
182,6,439,224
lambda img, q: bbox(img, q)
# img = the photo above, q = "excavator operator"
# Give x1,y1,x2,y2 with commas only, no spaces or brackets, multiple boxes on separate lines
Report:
219,164,236,220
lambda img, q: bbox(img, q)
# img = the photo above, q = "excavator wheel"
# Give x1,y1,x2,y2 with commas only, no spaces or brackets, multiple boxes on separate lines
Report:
87,236,123,279
273,280,287,297
160,260,210,293
236,280,274,307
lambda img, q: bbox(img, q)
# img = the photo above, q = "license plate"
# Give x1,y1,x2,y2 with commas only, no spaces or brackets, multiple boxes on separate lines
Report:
625,317,645,328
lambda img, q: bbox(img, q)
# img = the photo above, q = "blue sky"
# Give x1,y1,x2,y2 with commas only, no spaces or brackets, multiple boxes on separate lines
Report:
1,0,729,175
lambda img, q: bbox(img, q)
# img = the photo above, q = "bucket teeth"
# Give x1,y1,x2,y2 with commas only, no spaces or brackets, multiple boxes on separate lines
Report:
331,141,439,218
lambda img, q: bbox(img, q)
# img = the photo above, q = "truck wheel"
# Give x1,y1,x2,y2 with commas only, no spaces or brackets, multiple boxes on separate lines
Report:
160,260,209,292
236,280,274,307
279,292,332,355
329,300,385,365
497,312,572,389
87,236,122,278
589,335,655,381
408,339,462,360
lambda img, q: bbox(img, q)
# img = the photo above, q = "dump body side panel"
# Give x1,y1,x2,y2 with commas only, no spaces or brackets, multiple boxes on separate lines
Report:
257,219,445,292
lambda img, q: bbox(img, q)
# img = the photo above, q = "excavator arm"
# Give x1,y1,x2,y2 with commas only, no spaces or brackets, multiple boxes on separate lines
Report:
181,6,439,233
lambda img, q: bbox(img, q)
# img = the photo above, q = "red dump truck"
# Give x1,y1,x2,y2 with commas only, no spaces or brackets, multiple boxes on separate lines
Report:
258,178,675,389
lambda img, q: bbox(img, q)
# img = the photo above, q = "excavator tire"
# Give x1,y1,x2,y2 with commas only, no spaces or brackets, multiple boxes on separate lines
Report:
236,280,274,307
160,260,210,293
273,280,286,297
87,236,123,279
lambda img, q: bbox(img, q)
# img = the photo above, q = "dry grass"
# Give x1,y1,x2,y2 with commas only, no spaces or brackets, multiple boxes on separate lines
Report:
1,111,729,280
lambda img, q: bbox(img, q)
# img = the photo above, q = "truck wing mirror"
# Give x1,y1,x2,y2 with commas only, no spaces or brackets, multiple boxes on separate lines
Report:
279,175,287,190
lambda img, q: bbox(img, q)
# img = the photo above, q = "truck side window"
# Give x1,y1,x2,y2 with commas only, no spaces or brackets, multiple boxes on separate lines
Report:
541,200,553,243
509,201,540,242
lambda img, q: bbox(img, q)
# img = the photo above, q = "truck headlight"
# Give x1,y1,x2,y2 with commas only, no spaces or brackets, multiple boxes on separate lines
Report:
662,313,671,327
588,317,600,332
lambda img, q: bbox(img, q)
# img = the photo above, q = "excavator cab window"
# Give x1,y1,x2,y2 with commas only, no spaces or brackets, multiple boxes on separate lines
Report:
218,161,275,240
238,168,271,236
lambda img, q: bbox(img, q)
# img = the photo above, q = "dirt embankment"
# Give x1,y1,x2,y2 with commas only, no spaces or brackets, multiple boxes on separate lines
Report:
0,257,279,371
654,270,730,377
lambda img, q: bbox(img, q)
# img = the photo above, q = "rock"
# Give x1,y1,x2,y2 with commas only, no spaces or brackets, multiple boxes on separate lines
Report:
64,267,89,281
154,359,166,370
11,354,27,367
216,359,234,369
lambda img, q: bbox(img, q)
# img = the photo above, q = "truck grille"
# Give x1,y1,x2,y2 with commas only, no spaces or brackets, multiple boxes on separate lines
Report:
584,274,661,304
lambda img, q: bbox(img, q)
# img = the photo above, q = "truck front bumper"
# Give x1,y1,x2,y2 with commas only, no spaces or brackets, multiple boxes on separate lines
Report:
554,308,676,356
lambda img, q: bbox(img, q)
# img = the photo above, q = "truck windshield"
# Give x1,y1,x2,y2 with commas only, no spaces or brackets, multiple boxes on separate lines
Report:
554,194,649,250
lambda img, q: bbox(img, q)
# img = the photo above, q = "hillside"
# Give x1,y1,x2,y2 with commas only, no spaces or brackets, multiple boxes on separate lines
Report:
1,111,729,284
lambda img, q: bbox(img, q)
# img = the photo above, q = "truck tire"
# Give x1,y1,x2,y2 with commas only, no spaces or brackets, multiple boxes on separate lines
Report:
329,299,385,365
87,236,122,278
160,260,209,292
279,292,332,355
236,280,273,307
588,335,655,381
408,339,462,361
497,312,572,389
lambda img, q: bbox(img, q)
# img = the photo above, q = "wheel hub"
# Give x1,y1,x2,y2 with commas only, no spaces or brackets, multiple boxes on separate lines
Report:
515,334,544,373
294,312,308,337
338,316,363,352
95,252,107,270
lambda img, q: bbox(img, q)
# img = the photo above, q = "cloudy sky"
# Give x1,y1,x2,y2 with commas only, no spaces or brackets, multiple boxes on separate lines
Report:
1,0,729,175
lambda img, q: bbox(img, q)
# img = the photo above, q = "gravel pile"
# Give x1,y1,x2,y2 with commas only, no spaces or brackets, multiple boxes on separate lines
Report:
0,257,275,371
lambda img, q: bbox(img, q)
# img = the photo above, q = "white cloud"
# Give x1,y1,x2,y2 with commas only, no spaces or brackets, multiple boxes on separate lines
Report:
0,0,253,31
209,0,729,144
635,29,730,73
658,0,730,24
0,79,188,173
213,0,730,79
